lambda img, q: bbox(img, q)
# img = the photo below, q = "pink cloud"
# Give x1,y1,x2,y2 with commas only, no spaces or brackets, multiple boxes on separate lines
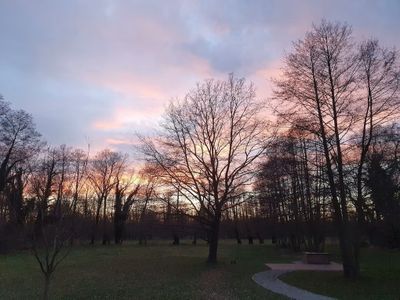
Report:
106,137,136,146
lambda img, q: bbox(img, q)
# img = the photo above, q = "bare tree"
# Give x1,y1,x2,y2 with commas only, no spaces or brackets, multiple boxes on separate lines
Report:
136,165,159,245
113,161,140,245
28,146,72,299
255,129,328,252
88,149,124,245
32,208,72,300
274,20,363,277
70,148,89,215
0,97,41,193
53,145,72,219
31,148,60,234
140,74,270,263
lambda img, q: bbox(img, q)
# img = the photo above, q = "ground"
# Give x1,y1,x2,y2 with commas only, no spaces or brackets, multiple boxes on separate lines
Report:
281,246,400,300
0,240,399,299
0,240,289,299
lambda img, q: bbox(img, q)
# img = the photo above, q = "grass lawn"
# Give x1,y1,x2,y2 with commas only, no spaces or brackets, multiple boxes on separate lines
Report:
1,240,399,299
0,240,293,300
280,246,400,300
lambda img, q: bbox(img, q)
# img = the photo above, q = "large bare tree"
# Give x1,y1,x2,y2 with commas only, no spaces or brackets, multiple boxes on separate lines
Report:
273,20,400,278
0,97,41,193
141,74,270,263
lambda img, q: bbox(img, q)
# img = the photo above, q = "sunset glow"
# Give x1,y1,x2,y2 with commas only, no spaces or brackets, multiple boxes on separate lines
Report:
0,1,399,151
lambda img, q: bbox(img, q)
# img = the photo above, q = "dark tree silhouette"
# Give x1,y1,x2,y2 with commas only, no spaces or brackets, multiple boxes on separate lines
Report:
274,21,364,278
32,211,72,300
113,163,141,245
140,74,270,263
88,150,124,245
0,97,41,193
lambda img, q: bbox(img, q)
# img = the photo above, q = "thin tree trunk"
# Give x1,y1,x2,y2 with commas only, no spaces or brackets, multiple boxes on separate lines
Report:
312,58,359,278
43,275,50,300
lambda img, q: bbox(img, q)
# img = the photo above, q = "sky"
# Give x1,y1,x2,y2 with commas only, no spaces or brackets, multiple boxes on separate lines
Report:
0,0,399,153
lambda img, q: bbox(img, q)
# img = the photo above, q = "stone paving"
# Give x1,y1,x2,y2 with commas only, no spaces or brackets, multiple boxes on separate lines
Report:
252,261,342,300
266,261,343,271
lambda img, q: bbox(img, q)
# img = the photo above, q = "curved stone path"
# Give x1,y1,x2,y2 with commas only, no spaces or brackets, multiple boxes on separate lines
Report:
252,262,342,300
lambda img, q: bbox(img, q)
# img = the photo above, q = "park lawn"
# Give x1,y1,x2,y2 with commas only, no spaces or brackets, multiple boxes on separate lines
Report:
0,240,293,300
280,246,400,300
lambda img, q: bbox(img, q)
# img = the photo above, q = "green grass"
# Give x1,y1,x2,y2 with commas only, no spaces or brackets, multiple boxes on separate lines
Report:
280,246,400,300
0,240,292,300
1,241,399,299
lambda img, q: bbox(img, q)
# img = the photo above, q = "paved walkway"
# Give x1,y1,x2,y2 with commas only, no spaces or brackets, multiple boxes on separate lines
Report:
252,262,342,300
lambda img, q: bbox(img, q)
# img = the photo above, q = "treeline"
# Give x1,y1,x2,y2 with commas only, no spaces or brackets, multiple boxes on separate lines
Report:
0,132,202,250
0,20,399,280
256,124,400,251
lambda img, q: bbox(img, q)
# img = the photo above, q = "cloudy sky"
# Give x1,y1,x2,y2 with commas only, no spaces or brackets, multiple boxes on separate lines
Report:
0,0,399,152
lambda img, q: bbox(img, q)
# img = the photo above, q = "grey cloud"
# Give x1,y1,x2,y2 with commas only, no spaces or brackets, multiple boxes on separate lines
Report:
0,0,399,152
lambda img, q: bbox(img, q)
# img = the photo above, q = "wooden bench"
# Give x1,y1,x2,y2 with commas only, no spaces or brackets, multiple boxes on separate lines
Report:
302,252,330,264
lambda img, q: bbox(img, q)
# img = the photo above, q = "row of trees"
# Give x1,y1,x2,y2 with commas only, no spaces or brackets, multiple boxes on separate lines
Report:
0,138,194,249
0,21,399,281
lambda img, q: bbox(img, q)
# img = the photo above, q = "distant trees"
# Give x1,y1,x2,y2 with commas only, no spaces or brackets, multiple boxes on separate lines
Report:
255,129,328,252
113,163,141,245
68,148,88,213
140,74,270,263
365,124,400,247
31,147,61,234
88,150,125,245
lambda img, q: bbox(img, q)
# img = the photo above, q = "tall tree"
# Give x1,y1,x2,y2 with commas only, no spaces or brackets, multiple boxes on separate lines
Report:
141,74,270,263
274,21,364,277
88,149,123,244
0,97,41,193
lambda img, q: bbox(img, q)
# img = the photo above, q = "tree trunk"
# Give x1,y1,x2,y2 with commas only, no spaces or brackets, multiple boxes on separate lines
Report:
113,206,125,245
114,219,123,244
43,275,50,300
192,233,197,245
234,226,241,244
207,218,220,263
340,227,359,278
102,197,108,245
257,232,264,244
91,198,102,245
311,59,360,278
172,233,180,245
